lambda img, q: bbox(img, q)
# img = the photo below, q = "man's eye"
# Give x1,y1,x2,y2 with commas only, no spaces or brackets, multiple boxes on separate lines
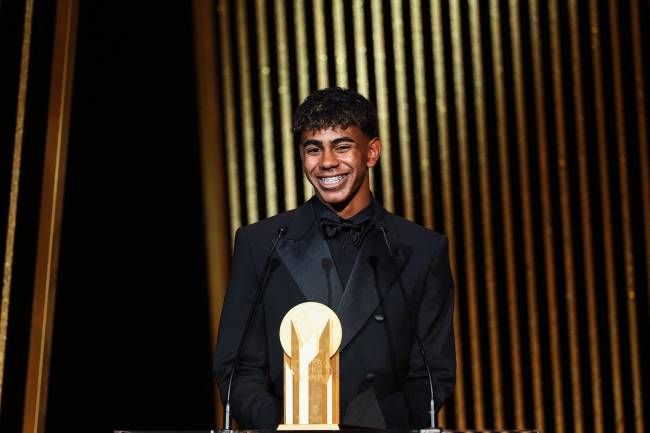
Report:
304,147,321,155
335,144,351,152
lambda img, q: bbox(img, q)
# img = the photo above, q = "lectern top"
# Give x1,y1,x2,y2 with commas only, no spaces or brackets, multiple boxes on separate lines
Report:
116,429,540,433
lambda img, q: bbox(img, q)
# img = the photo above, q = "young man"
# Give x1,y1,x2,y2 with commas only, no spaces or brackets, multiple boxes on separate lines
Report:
213,87,455,429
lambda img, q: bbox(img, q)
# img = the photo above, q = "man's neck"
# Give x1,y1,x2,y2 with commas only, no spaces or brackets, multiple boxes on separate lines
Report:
318,191,373,220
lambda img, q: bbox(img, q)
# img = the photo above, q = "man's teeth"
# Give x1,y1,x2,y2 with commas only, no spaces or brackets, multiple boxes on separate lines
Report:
320,174,347,184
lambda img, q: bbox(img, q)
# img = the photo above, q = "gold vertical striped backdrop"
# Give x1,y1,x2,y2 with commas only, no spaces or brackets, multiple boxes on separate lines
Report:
209,0,650,431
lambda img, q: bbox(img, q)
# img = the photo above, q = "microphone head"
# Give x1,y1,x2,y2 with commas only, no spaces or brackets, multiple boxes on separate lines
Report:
269,227,288,254
376,224,396,257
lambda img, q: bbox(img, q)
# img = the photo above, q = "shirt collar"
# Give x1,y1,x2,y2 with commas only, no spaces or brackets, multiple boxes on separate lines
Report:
312,195,376,224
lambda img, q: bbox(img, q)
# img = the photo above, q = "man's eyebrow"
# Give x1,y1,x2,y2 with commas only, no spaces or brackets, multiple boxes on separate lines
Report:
331,136,356,144
302,136,356,146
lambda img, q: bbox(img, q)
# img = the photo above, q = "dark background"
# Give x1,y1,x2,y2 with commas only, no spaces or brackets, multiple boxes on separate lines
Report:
2,1,649,433
1,1,216,432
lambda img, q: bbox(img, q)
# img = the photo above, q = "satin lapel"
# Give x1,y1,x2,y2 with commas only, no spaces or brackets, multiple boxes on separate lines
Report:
276,207,345,306
336,212,412,351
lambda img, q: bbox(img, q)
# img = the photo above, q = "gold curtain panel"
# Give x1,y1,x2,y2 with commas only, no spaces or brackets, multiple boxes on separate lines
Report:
207,0,650,431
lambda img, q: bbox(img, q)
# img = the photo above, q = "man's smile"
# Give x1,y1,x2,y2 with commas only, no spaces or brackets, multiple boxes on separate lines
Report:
317,174,349,188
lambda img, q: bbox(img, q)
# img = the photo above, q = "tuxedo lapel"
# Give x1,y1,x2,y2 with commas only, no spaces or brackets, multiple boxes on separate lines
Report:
276,200,346,306
336,207,412,351
275,199,412,352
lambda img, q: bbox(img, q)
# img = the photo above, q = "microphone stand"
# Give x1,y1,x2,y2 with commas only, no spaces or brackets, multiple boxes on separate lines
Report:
223,227,287,430
378,226,443,433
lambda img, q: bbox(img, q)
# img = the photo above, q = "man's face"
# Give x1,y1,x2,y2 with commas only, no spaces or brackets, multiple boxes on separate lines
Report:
300,125,380,217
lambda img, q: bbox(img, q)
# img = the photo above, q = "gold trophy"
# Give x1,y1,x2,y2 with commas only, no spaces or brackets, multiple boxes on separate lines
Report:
278,302,342,430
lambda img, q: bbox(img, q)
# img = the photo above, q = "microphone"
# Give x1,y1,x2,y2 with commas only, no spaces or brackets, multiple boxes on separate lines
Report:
223,227,287,430
377,225,442,432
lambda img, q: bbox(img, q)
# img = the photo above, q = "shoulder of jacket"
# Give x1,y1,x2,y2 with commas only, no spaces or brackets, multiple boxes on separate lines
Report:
237,207,299,236
383,211,445,243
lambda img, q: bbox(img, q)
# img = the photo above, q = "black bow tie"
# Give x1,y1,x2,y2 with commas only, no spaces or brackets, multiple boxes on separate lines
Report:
320,218,372,247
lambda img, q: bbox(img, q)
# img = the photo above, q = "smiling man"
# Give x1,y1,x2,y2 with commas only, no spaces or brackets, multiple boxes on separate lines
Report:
214,87,455,429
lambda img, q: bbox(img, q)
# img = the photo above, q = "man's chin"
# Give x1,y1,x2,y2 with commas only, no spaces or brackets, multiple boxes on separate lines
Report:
315,191,350,208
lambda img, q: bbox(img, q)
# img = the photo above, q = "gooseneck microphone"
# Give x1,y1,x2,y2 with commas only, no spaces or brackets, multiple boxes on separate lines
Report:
223,227,287,430
377,225,442,432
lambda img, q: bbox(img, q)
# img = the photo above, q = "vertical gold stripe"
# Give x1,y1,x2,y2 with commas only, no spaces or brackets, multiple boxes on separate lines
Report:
431,0,465,426
351,0,373,190
370,0,394,212
217,0,241,241
274,0,297,211
606,1,644,431
255,0,278,217
589,1,625,430
194,0,227,338
409,0,434,228
0,0,34,403
547,2,584,433
352,0,369,97
192,1,230,426
22,1,78,432
390,0,414,221
236,1,259,222
293,0,313,202
302,172,312,203
294,0,310,101
566,2,604,432
313,0,329,88
468,0,503,427
450,0,485,427
509,1,545,429
529,2,566,432
489,0,525,426
630,0,650,316
333,0,348,87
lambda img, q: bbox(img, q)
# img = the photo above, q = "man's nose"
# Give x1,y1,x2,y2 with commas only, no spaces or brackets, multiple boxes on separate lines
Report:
320,148,338,169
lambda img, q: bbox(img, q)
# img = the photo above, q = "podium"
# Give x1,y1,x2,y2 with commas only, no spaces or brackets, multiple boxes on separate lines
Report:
115,429,540,433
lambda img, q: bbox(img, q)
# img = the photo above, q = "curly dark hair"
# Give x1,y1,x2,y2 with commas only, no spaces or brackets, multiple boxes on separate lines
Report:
292,87,379,144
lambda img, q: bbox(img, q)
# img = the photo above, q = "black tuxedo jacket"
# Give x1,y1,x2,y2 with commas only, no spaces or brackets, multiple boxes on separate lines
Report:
213,198,455,429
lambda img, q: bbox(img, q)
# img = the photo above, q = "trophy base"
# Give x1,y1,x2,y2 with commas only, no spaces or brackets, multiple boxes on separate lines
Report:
278,424,340,431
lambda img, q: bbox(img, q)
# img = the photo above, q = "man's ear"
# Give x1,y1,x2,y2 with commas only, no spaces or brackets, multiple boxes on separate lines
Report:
367,137,381,168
